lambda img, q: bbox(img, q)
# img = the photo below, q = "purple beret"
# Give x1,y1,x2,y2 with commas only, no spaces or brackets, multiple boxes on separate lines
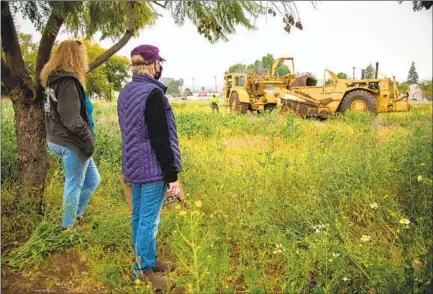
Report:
131,45,166,64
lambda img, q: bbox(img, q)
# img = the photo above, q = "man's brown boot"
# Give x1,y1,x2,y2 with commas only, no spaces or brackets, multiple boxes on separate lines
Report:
155,258,176,272
143,269,175,290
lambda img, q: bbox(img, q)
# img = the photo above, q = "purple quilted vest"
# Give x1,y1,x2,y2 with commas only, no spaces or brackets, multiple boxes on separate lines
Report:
117,74,182,184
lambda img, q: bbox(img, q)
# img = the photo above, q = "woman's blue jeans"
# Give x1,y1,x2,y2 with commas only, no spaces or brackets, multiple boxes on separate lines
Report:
48,142,100,228
132,181,166,271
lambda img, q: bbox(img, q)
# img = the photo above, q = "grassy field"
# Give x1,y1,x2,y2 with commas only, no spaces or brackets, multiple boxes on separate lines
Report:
1,99,432,293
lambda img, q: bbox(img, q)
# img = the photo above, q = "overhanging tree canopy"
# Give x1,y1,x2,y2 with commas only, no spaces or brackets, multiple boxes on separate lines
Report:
399,1,433,11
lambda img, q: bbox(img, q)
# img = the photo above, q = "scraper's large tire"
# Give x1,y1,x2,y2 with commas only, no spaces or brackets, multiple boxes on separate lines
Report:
340,90,377,113
229,92,248,114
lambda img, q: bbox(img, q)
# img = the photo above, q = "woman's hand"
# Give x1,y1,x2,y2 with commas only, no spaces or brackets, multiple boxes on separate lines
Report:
167,180,180,196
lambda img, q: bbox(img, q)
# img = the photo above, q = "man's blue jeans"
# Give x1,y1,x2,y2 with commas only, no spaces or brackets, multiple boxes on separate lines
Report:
48,142,100,228
132,181,166,271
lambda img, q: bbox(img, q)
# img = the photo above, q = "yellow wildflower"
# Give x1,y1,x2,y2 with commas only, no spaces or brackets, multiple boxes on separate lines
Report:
175,204,181,210
194,200,203,208
187,283,194,293
399,218,410,225
417,175,423,182
179,210,187,216
360,235,372,242
370,202,379,209
412,259,423,270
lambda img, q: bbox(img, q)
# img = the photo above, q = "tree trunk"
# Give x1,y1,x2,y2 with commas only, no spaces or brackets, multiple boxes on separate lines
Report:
10,87,47,213
2,0,137,214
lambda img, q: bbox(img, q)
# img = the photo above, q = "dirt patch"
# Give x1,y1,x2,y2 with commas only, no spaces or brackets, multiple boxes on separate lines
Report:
44,248,88,280
1,267,27,294
1,249,104,294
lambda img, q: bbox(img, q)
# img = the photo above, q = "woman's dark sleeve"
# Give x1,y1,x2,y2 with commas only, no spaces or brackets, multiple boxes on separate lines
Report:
145,89,178,183
57,79,94,155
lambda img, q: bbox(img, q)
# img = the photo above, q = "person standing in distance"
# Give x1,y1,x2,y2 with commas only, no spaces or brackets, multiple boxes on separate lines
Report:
210,94,219,113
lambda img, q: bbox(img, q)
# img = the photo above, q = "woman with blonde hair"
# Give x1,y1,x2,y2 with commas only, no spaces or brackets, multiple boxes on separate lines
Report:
41,40,100,229
117,45,182,290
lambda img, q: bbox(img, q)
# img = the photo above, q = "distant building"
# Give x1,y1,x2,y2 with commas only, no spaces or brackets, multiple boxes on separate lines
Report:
160,78,175,85
408,83,423,101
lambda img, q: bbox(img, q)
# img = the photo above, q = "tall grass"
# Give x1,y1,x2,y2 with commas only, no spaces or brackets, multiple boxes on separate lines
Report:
1,99,432,293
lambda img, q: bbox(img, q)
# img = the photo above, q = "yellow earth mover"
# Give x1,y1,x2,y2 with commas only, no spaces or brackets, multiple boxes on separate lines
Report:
279,62,410,118
224,58,296,113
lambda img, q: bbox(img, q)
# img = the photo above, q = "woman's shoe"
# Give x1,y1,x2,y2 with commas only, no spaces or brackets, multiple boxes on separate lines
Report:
76,216,84,226
132,269,175,291
154,258,176,272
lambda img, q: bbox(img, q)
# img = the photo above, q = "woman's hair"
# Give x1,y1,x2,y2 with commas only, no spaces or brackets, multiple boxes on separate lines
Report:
40,40,88,87
131,55,158,77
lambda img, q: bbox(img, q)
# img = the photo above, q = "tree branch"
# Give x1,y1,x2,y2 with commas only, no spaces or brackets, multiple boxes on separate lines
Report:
311,1,318,10
292,2,301,20
88,1,136,72
152,1,168,9
35,5,66,86
271,2,285,17
1,1,26,77
1,58,18,89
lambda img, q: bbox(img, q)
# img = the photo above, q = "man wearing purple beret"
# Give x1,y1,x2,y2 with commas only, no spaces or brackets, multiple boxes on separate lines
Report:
117,44,182,290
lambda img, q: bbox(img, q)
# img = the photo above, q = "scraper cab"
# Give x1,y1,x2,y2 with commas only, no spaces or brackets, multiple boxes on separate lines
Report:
224,57,297,113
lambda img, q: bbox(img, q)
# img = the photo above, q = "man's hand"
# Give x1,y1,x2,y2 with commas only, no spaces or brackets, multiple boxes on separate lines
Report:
167,180,181,196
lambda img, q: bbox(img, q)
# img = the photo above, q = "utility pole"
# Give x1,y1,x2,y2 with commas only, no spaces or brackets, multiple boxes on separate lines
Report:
192,77,195,94
352,67,355,80
213,76,217,93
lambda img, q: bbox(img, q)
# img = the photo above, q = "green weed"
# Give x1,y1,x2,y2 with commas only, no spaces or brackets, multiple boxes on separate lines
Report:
1,99,432,293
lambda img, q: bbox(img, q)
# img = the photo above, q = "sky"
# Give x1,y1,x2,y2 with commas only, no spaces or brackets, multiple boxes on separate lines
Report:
16,1,433,91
